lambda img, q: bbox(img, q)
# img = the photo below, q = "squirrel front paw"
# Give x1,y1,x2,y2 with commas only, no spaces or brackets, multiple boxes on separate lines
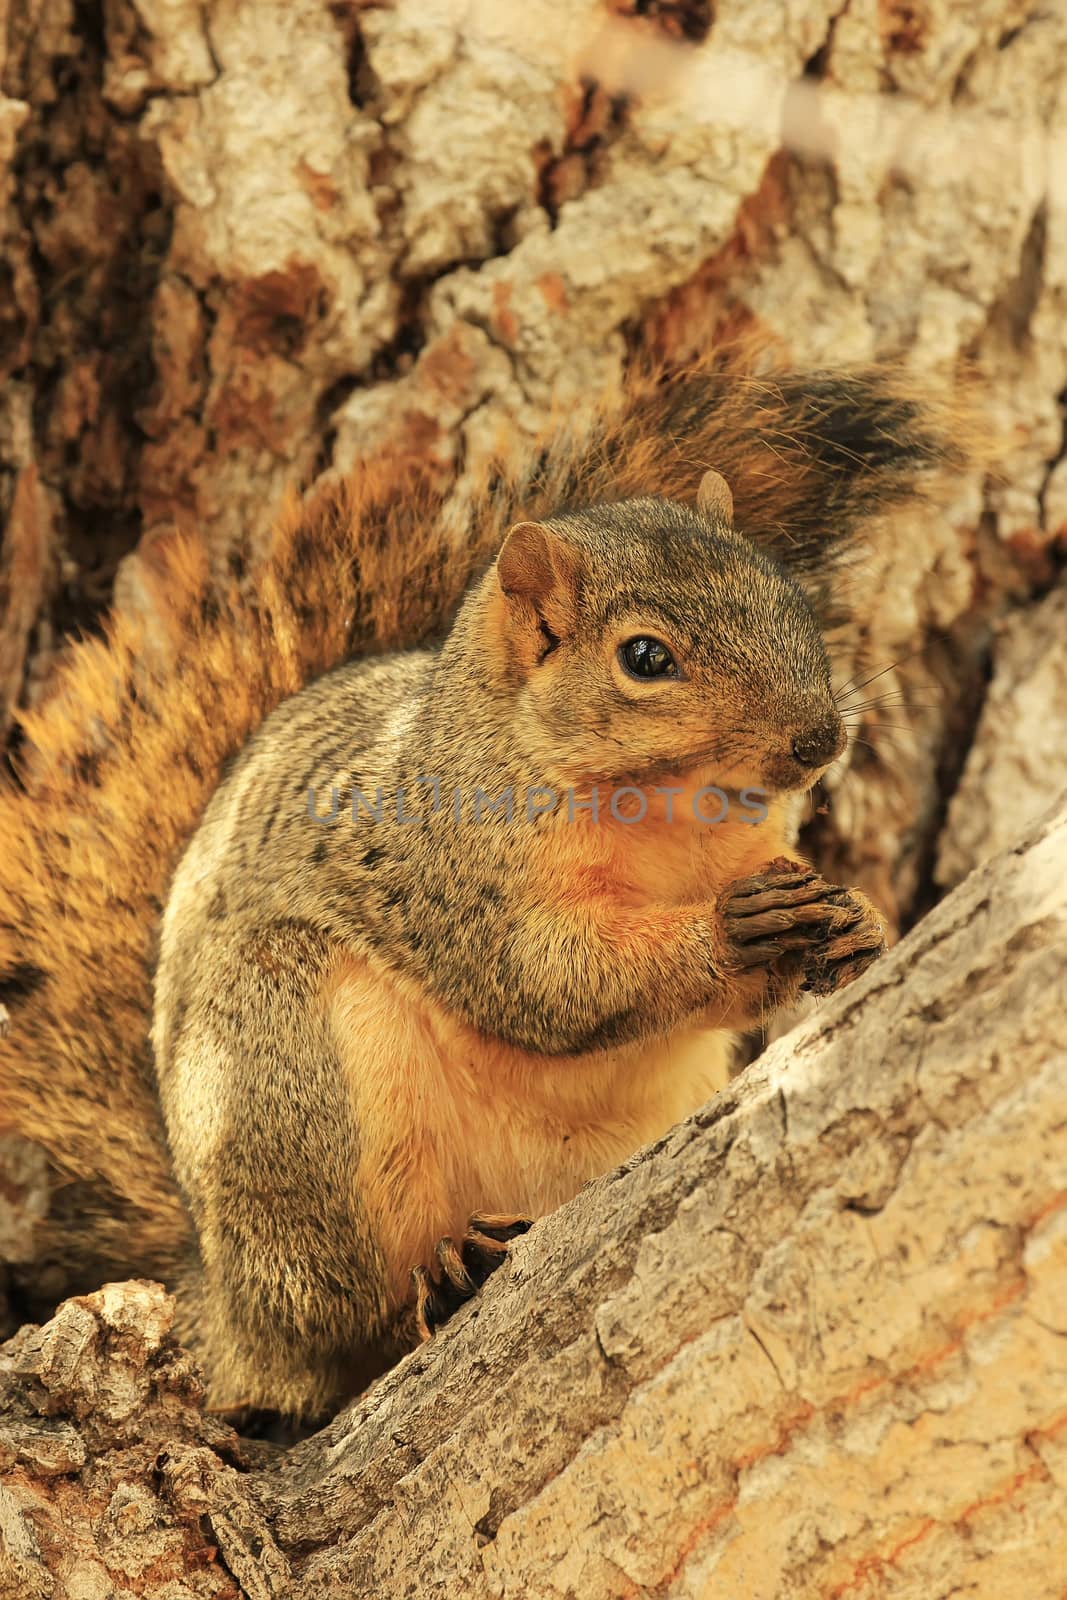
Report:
720,859,886,999
412,1213,532,1340
796,882,887,996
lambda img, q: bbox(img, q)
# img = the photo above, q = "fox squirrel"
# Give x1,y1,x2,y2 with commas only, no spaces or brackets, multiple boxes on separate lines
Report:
0,349,972,1417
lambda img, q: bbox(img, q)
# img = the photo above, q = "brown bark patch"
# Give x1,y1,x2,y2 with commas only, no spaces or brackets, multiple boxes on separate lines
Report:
0,467,49,738
879,0,928,55
535,272,569,314
295,160,340,214
230,262,329,359
491,281,519,345
535,81,629,220
605,0,714,45
639,152,794,364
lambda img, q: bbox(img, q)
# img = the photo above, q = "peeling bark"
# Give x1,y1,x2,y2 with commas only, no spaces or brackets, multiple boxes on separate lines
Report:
0,1280,287,1600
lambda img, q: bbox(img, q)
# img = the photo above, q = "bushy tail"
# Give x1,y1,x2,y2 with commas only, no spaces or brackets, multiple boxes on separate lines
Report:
0,344,978,1310
506,349,978,588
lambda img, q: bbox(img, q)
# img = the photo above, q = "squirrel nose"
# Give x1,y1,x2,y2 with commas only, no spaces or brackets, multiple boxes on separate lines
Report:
791,718,845,769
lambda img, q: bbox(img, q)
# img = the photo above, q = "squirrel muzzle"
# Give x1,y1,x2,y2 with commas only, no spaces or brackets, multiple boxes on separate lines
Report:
761,710,847,793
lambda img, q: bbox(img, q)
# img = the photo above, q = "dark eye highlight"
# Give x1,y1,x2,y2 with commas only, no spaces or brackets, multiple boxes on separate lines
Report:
619,637,677,679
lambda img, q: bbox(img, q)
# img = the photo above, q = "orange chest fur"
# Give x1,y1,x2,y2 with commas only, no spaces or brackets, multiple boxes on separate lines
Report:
530,801,790,912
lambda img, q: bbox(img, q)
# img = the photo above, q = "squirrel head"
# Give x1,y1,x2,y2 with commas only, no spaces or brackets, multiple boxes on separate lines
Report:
487,471,846,796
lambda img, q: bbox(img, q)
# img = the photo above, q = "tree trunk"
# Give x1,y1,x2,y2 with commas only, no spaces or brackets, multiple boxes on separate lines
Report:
2,792,1065,1597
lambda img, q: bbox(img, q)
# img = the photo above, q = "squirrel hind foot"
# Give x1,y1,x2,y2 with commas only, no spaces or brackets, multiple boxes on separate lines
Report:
412,1213,533,1340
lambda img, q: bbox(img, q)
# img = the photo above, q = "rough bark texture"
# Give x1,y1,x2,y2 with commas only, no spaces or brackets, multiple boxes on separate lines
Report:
2,792,1065,1597
0,1280,288,1600
936,573,1067,887
2,0,1066,1592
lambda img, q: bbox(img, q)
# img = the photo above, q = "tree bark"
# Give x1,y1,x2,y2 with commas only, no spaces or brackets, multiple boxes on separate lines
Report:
3,791,1065,1597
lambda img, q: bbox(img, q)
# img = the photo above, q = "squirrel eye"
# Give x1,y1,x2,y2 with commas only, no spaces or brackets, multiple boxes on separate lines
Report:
620,637,677,679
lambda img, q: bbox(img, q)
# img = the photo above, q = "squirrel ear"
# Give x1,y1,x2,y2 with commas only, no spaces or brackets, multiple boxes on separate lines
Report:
696,469,734,527
497,521,580,641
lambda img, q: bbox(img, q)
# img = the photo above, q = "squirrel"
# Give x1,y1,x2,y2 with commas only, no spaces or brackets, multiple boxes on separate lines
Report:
0,347,972,1418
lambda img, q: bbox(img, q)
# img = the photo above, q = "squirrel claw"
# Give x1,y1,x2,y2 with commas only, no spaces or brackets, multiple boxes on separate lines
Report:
800,915,888,996
412,1213,532,1341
